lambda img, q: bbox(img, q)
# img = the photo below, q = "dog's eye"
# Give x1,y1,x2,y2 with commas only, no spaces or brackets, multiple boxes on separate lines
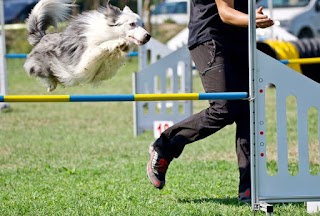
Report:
129,23,136,27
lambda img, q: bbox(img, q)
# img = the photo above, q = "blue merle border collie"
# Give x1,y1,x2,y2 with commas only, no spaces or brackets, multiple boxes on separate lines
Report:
24,0,150,92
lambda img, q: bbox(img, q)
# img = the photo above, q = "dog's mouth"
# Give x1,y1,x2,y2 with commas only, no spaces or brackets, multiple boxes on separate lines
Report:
128,36,144,45
128,35,150,45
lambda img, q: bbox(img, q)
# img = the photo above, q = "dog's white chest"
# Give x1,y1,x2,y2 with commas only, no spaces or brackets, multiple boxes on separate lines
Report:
95,51,127,80
70,46,128,85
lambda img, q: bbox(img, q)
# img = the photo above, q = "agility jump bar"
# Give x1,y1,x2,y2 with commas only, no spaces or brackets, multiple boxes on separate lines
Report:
0,92,248,102
5,54,27,59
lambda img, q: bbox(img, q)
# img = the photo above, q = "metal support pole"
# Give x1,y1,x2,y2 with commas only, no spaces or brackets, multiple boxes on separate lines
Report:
268,0,274,39
137,0,147,71
249,0,273,214
0,0,10,112
248,0,259,211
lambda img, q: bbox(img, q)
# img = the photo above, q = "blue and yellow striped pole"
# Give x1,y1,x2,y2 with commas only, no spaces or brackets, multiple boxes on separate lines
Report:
279,57,320,65
0,92,248,102
264,40,302,73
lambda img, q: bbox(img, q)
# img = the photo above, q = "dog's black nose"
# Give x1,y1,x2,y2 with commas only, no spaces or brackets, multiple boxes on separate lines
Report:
145,33,151,42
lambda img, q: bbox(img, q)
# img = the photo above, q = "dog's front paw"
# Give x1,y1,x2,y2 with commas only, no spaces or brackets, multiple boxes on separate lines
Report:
42,78,57,92
47,86,55,92
119,42,130,52
116,39,130,52
47,84,57,92
99,39,129,52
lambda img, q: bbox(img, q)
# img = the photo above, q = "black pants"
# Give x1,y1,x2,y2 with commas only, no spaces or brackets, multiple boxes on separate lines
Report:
154,40,251,193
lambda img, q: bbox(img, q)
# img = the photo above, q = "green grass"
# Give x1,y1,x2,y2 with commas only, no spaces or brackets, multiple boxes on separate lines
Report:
0,58,318,215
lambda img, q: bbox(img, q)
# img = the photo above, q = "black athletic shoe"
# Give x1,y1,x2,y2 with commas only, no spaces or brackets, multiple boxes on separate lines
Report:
146,143,172,189
238,188,251,204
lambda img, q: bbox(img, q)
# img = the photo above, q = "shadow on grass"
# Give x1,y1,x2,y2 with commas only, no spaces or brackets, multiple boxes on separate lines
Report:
178,197,305,208
178,197,246,206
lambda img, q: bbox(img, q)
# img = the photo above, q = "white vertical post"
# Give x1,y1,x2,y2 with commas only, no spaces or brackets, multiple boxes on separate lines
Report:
138,0,147,70
0,0,9,111
137,0,142,19
135,0,146,136
267,0,274,39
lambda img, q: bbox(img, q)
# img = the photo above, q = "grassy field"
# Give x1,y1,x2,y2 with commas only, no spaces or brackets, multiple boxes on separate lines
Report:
0,58,318,215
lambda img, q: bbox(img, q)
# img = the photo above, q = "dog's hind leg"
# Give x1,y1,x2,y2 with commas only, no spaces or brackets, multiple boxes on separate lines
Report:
24,61,59,92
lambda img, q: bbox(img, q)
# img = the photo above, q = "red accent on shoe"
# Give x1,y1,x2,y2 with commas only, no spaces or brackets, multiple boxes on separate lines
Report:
239,188,251,203
245,188,250,197
157,158,169,173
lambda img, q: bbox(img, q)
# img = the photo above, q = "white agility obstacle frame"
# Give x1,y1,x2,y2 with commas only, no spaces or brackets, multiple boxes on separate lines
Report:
134,2,193,137
248,0,320,213
133,45,192,136
253,50,320,212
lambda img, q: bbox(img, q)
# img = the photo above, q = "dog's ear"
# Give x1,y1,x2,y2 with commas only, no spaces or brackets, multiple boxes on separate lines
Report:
100,2,121,18
98,2,122,26
106,2,120,11
123,6,134,14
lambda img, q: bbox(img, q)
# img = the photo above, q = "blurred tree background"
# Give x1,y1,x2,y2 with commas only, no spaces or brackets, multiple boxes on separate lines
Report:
77,0,136,11
76,0,165,12
75,0,165,33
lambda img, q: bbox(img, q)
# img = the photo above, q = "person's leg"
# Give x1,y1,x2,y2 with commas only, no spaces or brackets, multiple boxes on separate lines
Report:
235,100,251,202
230,47,251,202
155,40,239,158
147,40,238,189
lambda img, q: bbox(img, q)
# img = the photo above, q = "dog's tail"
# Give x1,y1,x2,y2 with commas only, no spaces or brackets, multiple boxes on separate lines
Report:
26,0,75,46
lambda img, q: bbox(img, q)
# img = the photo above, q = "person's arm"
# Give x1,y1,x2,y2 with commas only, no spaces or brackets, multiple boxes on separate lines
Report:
215,0,274,28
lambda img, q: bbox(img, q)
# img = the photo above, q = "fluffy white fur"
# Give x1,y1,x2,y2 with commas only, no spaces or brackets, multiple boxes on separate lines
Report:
24,0,151,92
